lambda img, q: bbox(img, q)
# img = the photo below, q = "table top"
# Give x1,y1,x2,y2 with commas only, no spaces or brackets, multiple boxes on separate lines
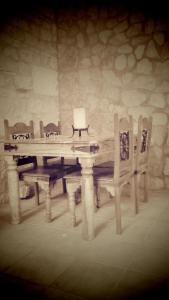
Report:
0,135,113,159
0,134,112,144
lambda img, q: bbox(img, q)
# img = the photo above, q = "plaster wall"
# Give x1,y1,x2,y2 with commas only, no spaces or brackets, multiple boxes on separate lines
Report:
0,6,59,203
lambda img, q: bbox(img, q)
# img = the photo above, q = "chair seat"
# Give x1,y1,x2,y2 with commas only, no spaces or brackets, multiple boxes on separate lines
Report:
64,166,114,180
64,165,133,183
94,161,114,168
22,164,77,182
93,166,113,176
16,156,37,166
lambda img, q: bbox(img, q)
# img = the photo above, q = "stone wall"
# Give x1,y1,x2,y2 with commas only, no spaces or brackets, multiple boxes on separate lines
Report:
56,4,169,190
0,6,59,203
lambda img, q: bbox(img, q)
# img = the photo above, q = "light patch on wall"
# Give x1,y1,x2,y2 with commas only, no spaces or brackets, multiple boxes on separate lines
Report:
32,66,58,96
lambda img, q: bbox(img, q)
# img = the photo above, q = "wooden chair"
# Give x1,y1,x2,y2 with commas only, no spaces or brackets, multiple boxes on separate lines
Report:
21,121,80,222
40,121,79,169
40,120,80,194
4,120,37,199
65,114,136,234
4,119,37,168
135,115,152,213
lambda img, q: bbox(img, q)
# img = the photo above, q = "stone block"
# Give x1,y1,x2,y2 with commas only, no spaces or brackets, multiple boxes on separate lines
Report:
164,157,169,176
135,45,145,59
146,40,160,58
152,125,167,146
121,90,146,107
137,58,153,74
148,93,165,108
99,30,112,44
127,54,136,69
115,55,127,70
132,75,156,90
118,44,132,54
153,33,165,46
164,177,169,189
149,177,164,190
126,23,142,37
152,113,168,126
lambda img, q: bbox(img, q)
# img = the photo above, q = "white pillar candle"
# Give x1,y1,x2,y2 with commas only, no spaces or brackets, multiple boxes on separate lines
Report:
73,107,87,129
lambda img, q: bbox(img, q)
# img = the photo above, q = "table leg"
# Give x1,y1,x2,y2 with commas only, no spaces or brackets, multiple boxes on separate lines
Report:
79,157,95,241
5,156,21,224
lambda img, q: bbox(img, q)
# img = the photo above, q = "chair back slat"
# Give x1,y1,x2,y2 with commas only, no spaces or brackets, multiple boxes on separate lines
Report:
4,120,34,139
136,116,152,170
40,121,61,138
114,114,134,184
39,121,62,166
4,119,36,167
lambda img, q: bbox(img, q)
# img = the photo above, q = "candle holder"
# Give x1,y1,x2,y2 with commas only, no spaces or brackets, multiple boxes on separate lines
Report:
72,125,89,137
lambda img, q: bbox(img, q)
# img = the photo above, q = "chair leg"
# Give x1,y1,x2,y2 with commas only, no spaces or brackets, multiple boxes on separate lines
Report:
136,172,141,207
45,184,52,222
67,190,76,226
114,187,122,234
75,187,81,205
144,171,149,202
34,182,39,206
66,180,80,227
62,178,67,193
132,176,138,214
95,182,100,209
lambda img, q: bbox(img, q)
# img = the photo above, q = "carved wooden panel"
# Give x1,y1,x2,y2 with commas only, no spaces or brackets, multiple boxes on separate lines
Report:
120,131,129,161
141,129,148,153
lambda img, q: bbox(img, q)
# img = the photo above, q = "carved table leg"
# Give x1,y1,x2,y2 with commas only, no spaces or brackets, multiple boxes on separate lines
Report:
5,156,21,224
79,157,95,241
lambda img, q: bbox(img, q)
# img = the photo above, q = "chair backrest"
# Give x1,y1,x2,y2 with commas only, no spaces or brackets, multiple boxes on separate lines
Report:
136,115,152,172
4,119,37,167
39,121,79,168
40,121,61,138
40,121,62,166
114,114,134,185
4,119,35,140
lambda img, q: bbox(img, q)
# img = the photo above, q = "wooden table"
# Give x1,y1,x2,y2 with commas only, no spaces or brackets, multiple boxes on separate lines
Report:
0,135,113,241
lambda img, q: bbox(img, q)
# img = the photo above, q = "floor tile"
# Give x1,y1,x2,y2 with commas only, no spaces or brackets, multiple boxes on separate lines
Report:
5,249,75,286
52,260,125,300
113,269,169,300
128,246,169,278
41,286,88,300
0,272,44,300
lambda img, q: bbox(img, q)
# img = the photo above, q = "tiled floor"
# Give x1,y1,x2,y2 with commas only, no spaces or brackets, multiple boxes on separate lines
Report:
0,183,169,300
